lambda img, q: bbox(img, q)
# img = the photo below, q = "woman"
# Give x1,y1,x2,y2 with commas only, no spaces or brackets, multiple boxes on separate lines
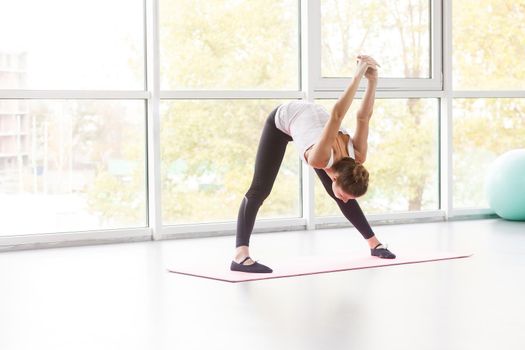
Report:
231,55,396,273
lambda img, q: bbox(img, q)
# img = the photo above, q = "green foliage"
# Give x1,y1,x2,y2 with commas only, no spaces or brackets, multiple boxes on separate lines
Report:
160,100,300,223
453,98,525,207
87,166,145,225
160,0,298,90
453,0,525,89
75,101,147,225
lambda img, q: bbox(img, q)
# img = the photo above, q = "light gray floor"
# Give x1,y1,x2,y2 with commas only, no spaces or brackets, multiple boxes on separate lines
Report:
1,219,525,350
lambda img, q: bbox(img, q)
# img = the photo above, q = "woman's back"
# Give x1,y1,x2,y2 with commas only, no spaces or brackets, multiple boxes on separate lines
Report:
275,101,352,164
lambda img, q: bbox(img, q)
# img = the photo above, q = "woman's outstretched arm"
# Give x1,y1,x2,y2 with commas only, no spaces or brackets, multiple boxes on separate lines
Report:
305,58,373,168
353,55,379,164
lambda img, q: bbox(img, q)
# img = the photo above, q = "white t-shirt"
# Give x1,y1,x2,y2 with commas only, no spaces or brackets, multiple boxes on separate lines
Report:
275,101,355,168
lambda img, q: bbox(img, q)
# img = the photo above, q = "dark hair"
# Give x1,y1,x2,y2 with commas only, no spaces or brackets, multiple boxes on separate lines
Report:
332,157,369,197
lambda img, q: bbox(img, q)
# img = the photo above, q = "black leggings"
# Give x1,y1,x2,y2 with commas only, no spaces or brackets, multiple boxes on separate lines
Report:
235,107,375,247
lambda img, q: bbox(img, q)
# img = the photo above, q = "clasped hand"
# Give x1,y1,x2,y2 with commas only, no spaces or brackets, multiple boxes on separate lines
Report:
355,55,379,80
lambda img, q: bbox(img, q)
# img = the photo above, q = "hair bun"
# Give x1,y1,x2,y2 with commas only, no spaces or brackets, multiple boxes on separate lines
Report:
331,157,369,197
353,164,369,183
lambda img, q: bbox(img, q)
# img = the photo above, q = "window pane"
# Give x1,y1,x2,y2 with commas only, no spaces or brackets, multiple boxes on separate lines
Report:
159,0,299,90
315,99,439,216
453,1,525,90
0,100,146,236
0,0,144,90
321,0,430,78
161,100,301,224
453,98,525,208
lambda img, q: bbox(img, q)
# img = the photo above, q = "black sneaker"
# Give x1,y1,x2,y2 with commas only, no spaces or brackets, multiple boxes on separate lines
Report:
230,256,273,273
371,243,396,259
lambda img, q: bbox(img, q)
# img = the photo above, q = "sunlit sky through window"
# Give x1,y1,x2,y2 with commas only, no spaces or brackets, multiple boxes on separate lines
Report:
0,0,143,89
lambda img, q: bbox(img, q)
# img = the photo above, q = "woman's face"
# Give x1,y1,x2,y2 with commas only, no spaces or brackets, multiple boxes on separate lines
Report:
331,180,356,203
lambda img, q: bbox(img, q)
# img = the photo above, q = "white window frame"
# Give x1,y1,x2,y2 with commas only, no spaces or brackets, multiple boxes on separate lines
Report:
445,0,525,217
158,0,305,238
312,0,442,92
0,0,152,250
1,0,505,251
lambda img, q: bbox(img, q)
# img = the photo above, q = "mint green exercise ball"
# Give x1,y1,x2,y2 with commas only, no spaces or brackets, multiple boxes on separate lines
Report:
485,149,525,221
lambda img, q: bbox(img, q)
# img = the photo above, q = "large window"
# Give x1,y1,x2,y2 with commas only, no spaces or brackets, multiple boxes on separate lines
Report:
452,0,525,210
321,0,431,79
0,0,146,239
0,100,146,236
158,0,302,226
3,0,520,246
453,99,525,208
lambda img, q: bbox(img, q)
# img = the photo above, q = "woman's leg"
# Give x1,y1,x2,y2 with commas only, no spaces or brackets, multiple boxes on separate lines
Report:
235,107,292,249
314,168,379,246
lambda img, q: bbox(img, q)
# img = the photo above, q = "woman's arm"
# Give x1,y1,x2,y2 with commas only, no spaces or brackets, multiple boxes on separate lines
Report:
353,56,379,163
356,75,377,121
305,58,372,168
352,79,377,164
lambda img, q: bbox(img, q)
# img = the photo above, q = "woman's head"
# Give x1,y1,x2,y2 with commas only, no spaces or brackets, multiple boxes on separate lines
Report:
331,157,369,202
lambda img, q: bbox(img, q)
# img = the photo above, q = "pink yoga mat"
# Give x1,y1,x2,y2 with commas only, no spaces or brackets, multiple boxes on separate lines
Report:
167,251,473,283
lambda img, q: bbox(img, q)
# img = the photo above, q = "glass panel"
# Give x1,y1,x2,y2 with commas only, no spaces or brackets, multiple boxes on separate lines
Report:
0,100,146,236
321,0,430,78
453,98,525,208
315,99,439,216
159,0,299,90
453,1,525,90
0,0,144,90
161,100,301,224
